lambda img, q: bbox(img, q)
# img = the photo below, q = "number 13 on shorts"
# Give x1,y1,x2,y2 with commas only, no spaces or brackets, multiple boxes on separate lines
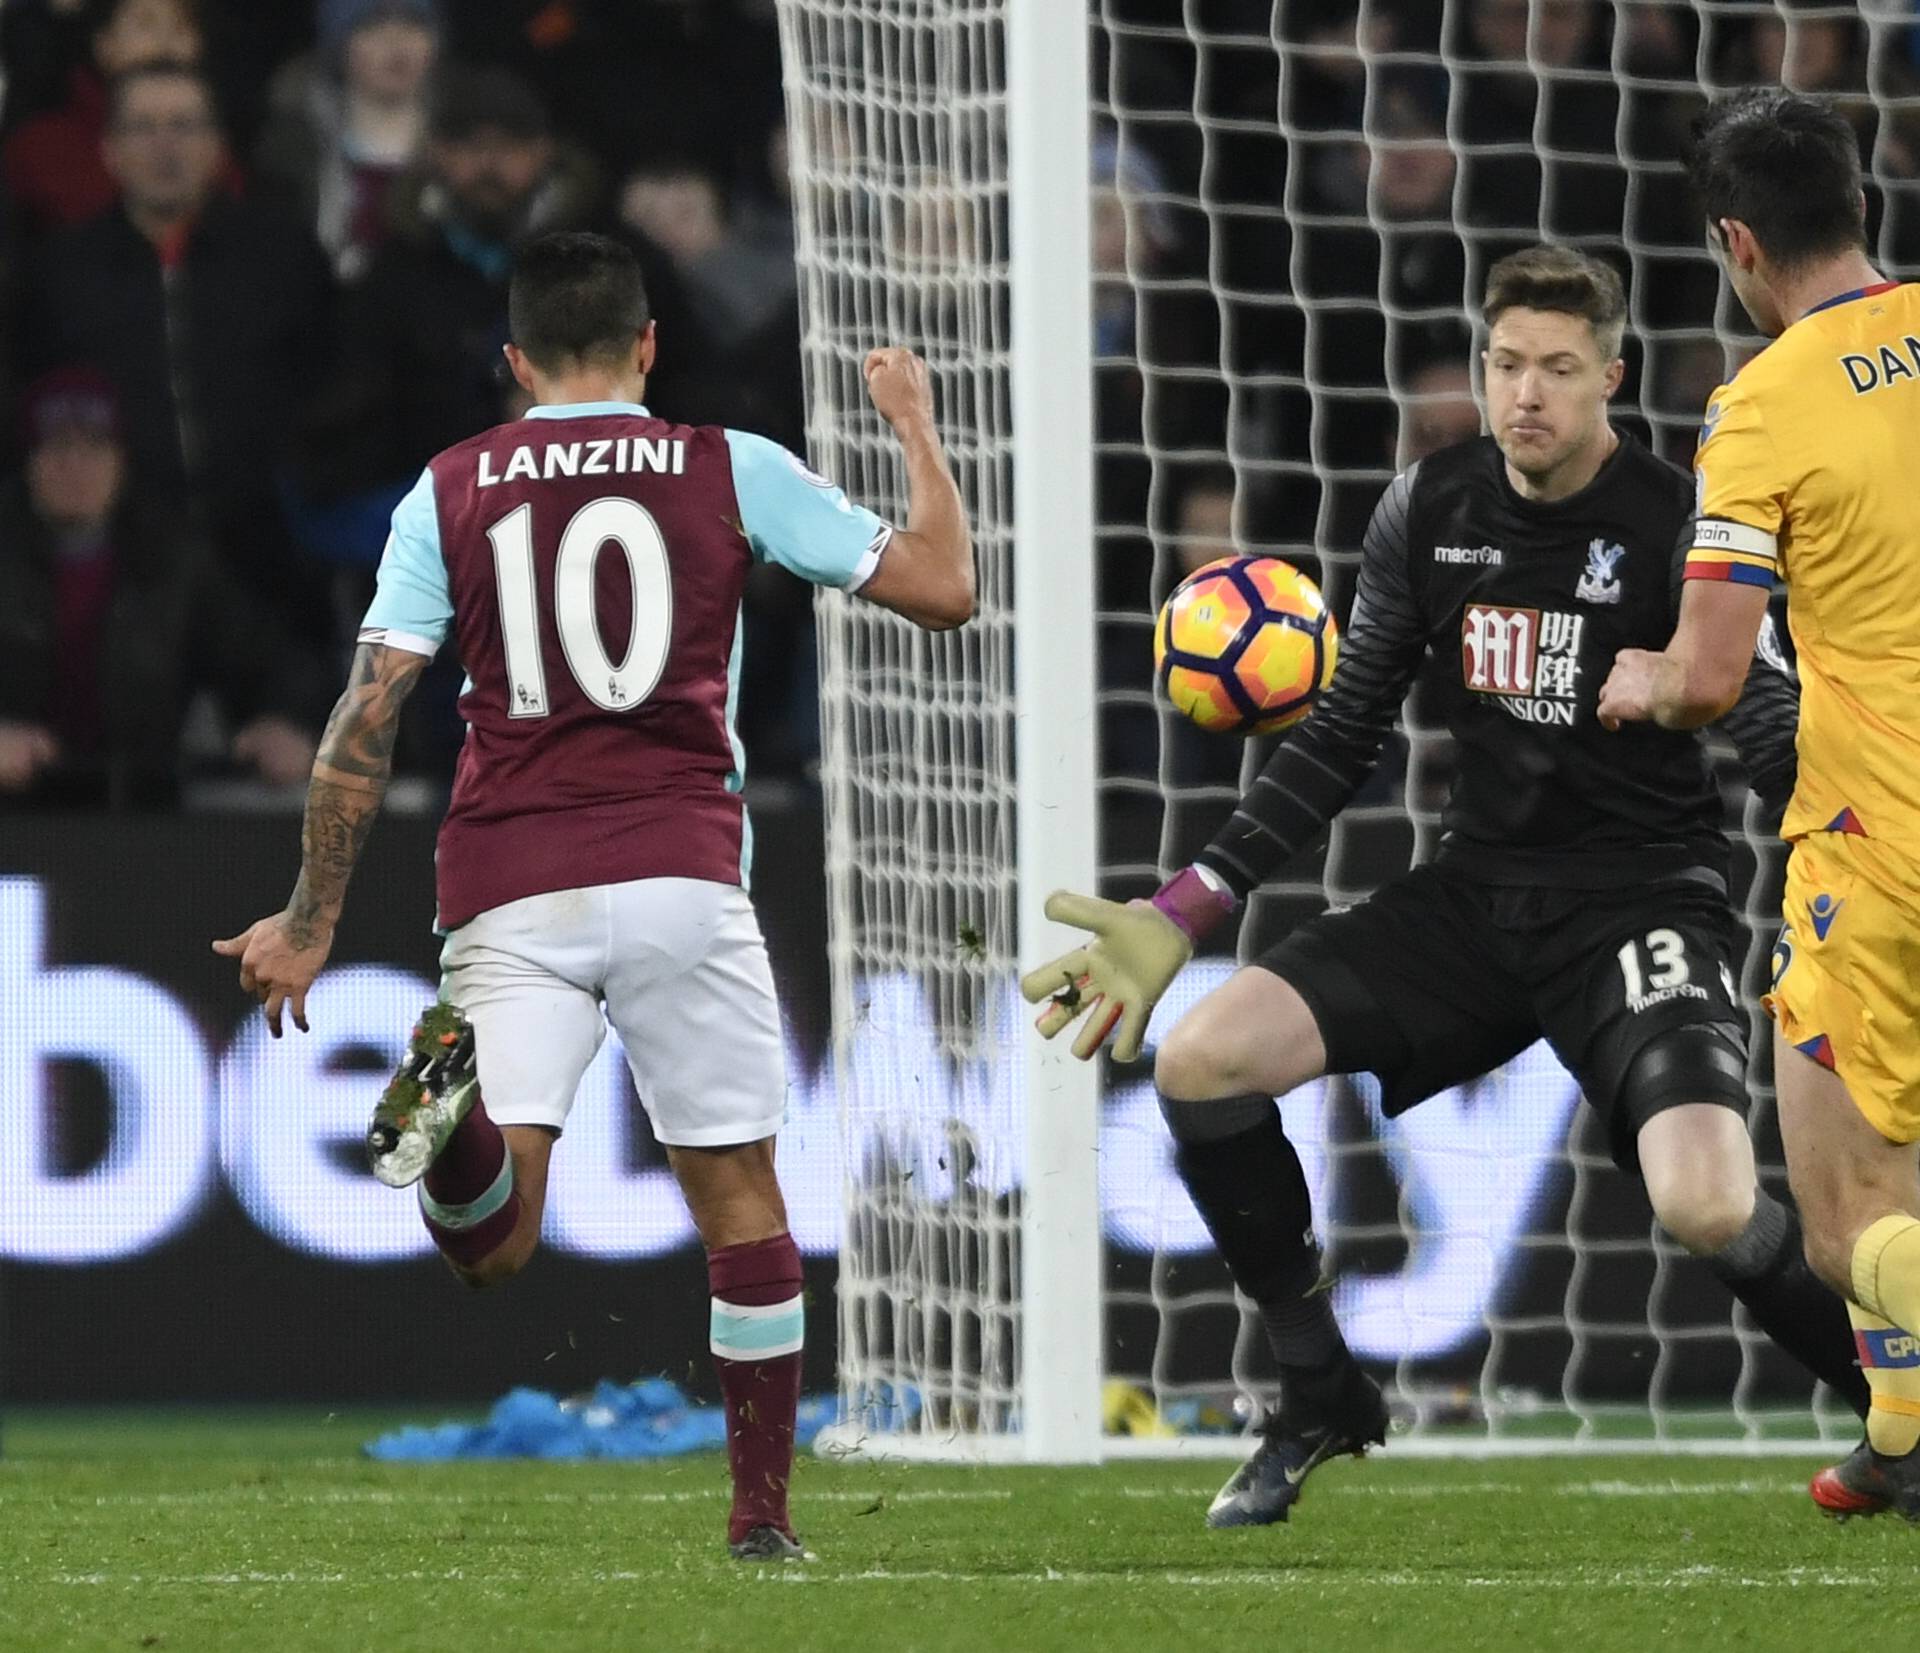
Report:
1617,928,1690,1005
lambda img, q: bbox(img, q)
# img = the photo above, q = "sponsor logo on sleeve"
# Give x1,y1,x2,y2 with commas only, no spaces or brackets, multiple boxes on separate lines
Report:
1697,398,1723,451
1755,614,1790,675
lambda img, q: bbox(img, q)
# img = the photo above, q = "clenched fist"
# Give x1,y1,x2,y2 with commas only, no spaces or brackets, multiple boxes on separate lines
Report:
864,346,935,431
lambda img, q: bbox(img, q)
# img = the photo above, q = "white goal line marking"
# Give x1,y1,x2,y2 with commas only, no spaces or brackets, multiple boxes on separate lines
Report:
765,1564,1906,1592
0,1477,1812,1512
0,1487,1018,1510
36,1563,1906,1592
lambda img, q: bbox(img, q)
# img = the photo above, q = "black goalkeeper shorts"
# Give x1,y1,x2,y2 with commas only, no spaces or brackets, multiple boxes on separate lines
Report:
1255,861,1748,1170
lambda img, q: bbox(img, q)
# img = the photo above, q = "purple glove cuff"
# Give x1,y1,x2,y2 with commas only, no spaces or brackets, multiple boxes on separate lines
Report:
1149,866,1239,943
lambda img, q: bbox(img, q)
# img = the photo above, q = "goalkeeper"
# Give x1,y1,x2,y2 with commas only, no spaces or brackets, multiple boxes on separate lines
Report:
1024,245,1866,1527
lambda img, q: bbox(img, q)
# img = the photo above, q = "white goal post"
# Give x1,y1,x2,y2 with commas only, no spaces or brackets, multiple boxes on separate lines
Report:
781,0,1910,1461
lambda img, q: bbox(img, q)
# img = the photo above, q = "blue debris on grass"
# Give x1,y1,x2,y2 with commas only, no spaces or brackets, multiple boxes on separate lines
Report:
365,1378,838,1462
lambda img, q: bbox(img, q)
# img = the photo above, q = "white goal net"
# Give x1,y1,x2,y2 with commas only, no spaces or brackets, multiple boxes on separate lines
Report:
780,0,1920,1458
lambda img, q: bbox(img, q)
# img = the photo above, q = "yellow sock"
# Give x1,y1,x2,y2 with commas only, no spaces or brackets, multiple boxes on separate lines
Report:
1847,1302,1920,1456
1850,1213,1920,1327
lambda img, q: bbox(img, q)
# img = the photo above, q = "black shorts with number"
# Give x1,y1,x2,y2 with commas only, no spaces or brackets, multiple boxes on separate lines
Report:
1257,861,1748,1170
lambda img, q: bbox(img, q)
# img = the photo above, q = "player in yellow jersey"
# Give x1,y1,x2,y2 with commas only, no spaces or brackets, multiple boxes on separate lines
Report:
1598,88,1920,1517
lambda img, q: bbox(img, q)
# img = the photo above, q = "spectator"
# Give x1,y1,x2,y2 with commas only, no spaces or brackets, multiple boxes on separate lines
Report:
1169,466,1239,578
253,0,442,281
0,368,325,805
441,0,782,185
1455,0,1621,242
1293,71,1463,547
1092,130,1178,363
1645,338,1727,470
1463,0,1597,81
1739,4,1860,99
1735,4,1920,181
707,124,806,447
306,64,715,501
18,63,335,624
0,0,96,134
1396,356,1481,465
619,159,795,350
1,0,226,232
734,122,796,263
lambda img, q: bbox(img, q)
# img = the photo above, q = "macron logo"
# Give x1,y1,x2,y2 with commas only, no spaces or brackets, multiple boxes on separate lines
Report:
1436,544,1503,566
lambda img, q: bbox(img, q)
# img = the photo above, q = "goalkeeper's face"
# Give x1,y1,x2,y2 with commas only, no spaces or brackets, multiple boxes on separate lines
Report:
1483,309,1622,485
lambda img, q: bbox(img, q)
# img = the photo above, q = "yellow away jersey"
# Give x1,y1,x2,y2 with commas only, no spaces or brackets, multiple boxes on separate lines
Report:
1685,280,1920,867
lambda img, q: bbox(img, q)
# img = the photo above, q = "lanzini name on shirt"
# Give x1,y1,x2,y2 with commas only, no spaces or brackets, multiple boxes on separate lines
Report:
478,437,689,488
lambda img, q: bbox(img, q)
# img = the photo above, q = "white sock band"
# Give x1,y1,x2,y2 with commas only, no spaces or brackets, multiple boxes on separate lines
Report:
710,1294,805,1360
418,1155,515,1230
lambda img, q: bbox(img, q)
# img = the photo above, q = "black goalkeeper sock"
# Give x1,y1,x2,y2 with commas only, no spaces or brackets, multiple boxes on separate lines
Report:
1159,1090,1351,1374
1709,1191,1870,1419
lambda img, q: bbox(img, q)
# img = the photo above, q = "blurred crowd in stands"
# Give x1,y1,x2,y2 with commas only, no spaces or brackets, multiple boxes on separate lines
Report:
0,0,802,806
1,0,1917,815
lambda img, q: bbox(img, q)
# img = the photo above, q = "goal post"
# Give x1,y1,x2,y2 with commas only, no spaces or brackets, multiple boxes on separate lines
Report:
779,0,1106,1462
784,0,1898,1462
1007,0,1105,1464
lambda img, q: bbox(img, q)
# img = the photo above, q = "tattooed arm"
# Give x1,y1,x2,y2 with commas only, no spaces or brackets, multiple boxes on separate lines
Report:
213,644,430,1036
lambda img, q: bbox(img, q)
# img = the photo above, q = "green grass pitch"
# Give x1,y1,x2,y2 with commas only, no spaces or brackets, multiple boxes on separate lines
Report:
3,1411,1913,1652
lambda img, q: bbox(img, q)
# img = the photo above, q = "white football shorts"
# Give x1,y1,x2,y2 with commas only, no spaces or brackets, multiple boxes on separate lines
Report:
437,877,786,1147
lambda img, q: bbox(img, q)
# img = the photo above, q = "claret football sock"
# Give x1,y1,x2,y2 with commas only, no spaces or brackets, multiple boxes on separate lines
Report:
418,1099,522,1267
709,1233,805,1545
1159,1091,1351,1378
1847,1302,1920,1457
1706,1192,1870,1417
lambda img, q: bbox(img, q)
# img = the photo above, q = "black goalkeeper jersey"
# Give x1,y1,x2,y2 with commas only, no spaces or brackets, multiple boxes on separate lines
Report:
1197,431,1798,900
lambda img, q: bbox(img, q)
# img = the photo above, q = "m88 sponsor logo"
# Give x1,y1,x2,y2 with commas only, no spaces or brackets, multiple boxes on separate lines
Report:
1462,604,1586,727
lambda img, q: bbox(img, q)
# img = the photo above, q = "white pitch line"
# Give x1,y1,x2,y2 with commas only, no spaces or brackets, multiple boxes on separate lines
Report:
0,1478,1814,1513
765,1564,1910,1592
1107,1480,1806,1500
33,1561,1908,1592
1562,1479,1802,1497
0,1486,1019,1510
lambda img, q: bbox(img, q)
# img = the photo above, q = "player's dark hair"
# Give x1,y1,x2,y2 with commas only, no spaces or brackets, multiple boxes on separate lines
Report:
1688,89,1866,269
105,61,217,130
508,232,651,371
1482,245,1627,358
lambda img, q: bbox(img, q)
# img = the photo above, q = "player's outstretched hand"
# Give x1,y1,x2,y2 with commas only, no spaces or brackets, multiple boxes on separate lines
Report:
1019,890,1193,1063
864,346,934,430
1597,647,1662,731
212,912,334,1038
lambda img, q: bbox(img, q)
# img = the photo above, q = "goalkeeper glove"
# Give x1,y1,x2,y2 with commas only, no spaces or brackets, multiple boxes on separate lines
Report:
1018,866,1237,1062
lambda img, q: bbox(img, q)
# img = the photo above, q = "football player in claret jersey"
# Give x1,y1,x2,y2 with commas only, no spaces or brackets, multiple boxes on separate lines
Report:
1024,245,1868,1527
215,232,974,1559
1600,89,1920,1518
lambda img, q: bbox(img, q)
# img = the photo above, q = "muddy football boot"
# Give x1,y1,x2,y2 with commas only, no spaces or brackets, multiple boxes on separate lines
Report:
366,1002,480,1188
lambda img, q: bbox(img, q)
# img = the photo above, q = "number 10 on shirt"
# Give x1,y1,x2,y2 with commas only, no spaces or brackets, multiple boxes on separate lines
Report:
486,496,676,718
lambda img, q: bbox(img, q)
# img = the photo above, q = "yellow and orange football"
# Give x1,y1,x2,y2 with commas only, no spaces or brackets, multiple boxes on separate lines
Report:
1153,555,1339,735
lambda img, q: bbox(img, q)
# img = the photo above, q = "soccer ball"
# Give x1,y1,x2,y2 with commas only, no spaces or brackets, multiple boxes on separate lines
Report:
1153,556,1339,735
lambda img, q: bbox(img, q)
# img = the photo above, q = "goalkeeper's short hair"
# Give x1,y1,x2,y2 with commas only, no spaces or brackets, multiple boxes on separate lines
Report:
1481,245,1628,360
